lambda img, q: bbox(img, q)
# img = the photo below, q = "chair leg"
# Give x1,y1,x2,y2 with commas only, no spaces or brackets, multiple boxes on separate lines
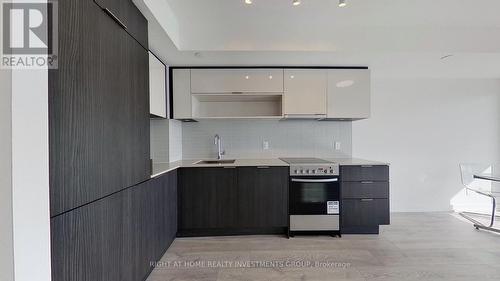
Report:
459,212,484,226
460,195,499,233
489,197,496,228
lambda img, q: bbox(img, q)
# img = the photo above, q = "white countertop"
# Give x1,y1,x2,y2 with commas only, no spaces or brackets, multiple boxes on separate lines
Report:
151,158,289,178
151,161,184,178
323,158,390,166
151,158,389,178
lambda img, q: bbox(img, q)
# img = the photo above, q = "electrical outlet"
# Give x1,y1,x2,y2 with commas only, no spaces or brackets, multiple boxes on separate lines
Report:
334,141,341,150
263,140,270,150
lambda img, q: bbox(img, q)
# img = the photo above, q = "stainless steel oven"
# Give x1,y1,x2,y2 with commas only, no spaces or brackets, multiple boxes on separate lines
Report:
279,158,341,237
289,176,340,215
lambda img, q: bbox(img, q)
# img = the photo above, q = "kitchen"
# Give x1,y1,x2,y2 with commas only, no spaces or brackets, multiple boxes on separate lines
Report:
2,1,500,281
148,65,389,239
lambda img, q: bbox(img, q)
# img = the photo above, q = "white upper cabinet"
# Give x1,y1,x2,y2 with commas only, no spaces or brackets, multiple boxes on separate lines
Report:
191,69,284,94
149,52,167,118
171,67,371,121
327,69,371,119
172,69,192,119
283,69,327,117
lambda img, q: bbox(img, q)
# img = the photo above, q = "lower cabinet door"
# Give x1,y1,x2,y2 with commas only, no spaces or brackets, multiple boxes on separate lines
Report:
342,198,390,227
178,166,289,234
236,167,288,228
51,171,177,281
178,168,238,230
51,184,142,281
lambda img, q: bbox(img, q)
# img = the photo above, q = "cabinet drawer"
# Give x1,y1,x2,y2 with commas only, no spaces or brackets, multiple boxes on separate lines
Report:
340,165,389,182
342,181,389,199
191,69,284,93
342,199,389,226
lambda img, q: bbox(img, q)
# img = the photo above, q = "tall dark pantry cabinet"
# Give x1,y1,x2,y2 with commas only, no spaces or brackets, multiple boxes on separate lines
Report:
49,1,176,281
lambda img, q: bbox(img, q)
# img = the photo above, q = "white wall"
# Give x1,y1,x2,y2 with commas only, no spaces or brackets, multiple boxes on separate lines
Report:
0,67,51,281
1,1,51,278
353,78,500,212
182,120,352,159
11,68,52,281
0,69,14,281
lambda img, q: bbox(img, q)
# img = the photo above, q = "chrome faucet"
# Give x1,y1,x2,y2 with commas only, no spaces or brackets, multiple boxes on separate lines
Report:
214,134,225,160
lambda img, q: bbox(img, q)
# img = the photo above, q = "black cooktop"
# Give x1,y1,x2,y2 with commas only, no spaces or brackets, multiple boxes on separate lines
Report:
279,158,333,164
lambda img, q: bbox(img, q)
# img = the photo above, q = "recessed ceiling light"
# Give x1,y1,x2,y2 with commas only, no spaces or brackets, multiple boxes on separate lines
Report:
269,75,273,79
245,75,250,79
339,0,347,7
336,80,354,88
292,0,301,6
245,0,252,4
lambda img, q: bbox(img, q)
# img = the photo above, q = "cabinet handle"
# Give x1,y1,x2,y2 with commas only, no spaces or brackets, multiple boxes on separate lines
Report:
360,199,374,202
231,92,243,94
257,166,270,169
292,178,338,183
103,8,127,29
223,166,236,169
361,181,374,184
361,165,373,168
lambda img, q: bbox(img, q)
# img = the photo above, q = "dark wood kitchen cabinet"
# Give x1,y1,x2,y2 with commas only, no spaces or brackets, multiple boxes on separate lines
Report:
340,165,390,234
236,167,288,228
178,166,289,236
51,170,177,281
49,0,149,216
341,181,389,199
93,0,148,49
178,167,239,233
341,165,389,182
342,199,390,227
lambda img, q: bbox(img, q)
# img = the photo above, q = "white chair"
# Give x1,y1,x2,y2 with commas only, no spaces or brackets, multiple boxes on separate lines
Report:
459,163,500,233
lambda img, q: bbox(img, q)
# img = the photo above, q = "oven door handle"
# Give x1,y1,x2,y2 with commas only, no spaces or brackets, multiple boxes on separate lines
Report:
291,178,338,183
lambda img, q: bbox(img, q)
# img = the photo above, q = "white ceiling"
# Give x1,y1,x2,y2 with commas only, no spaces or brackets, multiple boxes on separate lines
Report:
135,0,500,78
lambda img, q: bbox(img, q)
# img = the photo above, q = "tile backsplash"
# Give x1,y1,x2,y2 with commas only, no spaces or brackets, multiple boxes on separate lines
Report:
182,120,352,159
150,119,183,163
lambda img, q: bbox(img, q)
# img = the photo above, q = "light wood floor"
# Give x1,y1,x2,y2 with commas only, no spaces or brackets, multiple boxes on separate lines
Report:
147,213,500,281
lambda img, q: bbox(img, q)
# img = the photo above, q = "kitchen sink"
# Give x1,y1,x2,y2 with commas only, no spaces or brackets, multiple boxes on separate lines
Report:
194,159,236,165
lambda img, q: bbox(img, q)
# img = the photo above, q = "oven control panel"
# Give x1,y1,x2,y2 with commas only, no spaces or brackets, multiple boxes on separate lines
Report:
289,164,340,176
